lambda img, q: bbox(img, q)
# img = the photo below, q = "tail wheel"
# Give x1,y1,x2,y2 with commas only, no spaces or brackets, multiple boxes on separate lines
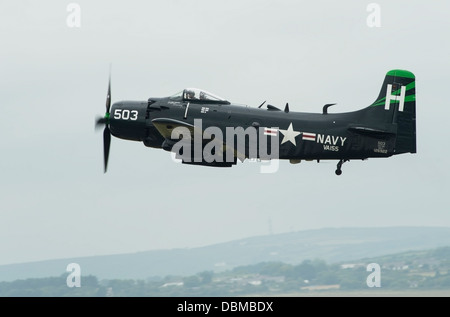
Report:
335,159,348,176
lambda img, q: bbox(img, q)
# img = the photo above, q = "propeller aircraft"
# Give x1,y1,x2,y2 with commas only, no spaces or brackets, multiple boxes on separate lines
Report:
96,69,416,175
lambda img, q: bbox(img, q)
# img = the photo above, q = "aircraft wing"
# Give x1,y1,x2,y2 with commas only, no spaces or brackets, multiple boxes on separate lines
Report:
151,118,196,139
151,118,244,162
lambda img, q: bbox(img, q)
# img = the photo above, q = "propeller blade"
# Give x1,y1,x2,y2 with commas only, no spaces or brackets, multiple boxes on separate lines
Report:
258,100,266,108
106,69,111,114
97,65,113,173
103,126,111,173
95,117,107,131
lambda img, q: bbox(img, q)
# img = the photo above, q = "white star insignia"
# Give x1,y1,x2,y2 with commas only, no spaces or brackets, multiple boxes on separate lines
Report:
279,123,301,146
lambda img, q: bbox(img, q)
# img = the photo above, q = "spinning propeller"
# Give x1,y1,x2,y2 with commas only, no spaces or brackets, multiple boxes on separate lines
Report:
95,69,112,173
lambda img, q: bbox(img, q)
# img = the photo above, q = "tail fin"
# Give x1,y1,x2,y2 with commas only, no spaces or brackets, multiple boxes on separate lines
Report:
368,69,416,154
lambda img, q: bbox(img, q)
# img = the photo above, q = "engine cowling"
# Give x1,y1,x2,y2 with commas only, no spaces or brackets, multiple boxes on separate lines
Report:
109,101,147,141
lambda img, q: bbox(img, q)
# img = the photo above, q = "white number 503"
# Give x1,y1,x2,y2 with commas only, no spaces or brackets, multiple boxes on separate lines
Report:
114,109,138,120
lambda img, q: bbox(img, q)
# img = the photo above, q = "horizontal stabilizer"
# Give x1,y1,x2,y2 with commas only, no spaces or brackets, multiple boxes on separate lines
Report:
348,126,396,137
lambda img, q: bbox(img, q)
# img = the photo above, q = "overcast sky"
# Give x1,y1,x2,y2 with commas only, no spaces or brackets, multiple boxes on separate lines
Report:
1,0,449,266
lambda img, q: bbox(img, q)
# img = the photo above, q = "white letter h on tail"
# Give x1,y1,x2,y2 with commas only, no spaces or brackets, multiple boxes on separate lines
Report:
385,84,406,112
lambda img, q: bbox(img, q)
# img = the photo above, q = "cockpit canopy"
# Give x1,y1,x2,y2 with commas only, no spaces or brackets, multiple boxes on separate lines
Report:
169,88,230,104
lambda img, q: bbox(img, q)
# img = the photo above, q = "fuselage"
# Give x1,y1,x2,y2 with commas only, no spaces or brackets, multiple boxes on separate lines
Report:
109,97,396,161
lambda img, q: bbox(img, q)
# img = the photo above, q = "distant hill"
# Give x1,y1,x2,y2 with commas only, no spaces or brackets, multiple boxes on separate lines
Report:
1,226,450,282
